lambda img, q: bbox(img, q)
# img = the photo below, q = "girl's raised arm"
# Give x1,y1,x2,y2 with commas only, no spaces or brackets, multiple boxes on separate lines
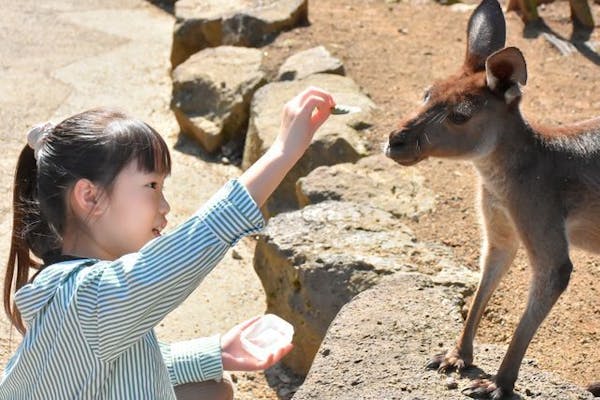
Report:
240,87,334,207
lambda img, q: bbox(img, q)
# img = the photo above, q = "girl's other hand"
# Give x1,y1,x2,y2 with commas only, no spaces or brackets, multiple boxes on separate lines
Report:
221,316,294,371
274,86,335,162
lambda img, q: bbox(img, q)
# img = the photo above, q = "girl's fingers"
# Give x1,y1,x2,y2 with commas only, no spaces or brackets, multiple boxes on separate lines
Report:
311,102,332,128
285,87,316,110
276,343,294,358
235,315,261,332
306,90,334,110
284,88,334,128
293,87,334,110
258,343,294,369
295,86,319,105
224,342,295,371
300,86,331,103
300,96,333,125
257,353,275,370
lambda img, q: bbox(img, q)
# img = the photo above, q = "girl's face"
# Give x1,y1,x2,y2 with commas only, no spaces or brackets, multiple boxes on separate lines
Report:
94,160,170,259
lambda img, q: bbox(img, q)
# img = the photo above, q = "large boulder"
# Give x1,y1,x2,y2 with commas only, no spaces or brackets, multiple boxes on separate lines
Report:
296,154,435,220
253,200,477,375
242,73,375,217
277,46,345,81
171,46,266,153
171,0,308,68
293,274,594,400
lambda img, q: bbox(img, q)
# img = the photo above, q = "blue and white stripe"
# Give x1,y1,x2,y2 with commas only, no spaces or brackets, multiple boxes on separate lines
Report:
0,180,264,399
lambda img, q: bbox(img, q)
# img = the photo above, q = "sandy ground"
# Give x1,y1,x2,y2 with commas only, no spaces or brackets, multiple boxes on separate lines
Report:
1,0,599,398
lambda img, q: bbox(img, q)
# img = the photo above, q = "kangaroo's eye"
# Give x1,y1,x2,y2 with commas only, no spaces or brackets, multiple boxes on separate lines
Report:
448,98,478,125
448,111,470,125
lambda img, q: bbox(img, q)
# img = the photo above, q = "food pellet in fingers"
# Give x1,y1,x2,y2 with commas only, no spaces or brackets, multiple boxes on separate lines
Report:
331,104,362,115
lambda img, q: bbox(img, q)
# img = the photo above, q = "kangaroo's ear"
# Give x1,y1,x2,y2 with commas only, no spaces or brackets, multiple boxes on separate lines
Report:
464,0,506,72
485,47,527,104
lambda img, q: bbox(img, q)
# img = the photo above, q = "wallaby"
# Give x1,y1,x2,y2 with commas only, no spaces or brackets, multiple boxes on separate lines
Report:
385,0,600,398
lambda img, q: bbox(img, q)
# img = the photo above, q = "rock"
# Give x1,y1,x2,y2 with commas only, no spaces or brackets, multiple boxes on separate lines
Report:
171,46,266,153
253,200,475,375
293,274,594,400
449,3,478,12
446,377,458,390
171,0,308,68
231,250,242,260
277,46,345,81
296,154,435,220
242,74,374,217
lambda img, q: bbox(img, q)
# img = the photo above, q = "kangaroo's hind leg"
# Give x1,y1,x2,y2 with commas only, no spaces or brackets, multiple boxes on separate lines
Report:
428,188,518,372
465,211,573,399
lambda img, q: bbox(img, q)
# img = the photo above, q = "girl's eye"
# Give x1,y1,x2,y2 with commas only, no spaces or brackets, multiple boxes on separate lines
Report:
147,182,158,190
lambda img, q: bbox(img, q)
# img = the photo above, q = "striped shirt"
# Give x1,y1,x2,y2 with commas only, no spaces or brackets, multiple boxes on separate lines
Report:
0,180,265,399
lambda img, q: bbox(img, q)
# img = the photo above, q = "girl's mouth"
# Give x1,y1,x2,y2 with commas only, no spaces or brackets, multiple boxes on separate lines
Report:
152,228,161,237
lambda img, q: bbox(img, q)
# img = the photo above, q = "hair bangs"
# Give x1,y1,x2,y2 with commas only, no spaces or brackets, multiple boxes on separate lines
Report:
107,118,172,176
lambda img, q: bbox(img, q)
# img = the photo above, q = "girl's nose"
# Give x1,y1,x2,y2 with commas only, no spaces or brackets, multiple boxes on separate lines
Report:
160,193,171,215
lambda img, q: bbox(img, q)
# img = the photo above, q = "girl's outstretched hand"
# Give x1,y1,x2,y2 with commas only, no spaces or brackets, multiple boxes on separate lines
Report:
221,316,294,371
239,86,334,207
274,86,335,162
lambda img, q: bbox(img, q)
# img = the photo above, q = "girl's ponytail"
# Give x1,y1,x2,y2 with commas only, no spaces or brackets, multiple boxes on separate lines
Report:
4,145,59,333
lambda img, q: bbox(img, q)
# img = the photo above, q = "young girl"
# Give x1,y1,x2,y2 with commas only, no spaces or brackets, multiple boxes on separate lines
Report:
1,87,335,399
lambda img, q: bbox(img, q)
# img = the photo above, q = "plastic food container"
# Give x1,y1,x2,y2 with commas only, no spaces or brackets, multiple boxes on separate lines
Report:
240,314,294,360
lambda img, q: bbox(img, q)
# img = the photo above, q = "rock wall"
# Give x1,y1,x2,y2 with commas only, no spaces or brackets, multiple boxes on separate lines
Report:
171,0,308,68
292,274,594,399
253,197,477,375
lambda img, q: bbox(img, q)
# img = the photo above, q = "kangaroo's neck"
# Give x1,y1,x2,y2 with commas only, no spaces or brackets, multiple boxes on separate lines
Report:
473,112,536,196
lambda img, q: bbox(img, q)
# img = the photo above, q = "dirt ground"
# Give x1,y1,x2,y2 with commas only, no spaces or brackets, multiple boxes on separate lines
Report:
259,0,600,393
0,0,599,399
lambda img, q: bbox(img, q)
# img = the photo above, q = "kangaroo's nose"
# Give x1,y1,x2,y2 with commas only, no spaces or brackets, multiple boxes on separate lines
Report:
388,130,407,148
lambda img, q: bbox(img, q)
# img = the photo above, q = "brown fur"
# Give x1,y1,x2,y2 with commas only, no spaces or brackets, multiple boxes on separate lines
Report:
533,117,600,138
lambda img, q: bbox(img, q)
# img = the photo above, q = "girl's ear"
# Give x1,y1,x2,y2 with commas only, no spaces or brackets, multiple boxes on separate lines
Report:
71,178,106,218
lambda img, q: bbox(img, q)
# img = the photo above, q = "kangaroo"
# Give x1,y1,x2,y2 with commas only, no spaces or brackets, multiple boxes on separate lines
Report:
385,0,600,398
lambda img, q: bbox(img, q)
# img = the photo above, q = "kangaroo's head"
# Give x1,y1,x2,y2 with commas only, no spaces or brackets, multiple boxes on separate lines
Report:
386,0,527,166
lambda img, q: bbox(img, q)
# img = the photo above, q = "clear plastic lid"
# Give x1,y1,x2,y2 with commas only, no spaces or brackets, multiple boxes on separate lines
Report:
240,314,294,361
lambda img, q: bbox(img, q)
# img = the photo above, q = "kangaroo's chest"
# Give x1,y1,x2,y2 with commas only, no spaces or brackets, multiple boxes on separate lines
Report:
478,160,600,253
565,194,600,254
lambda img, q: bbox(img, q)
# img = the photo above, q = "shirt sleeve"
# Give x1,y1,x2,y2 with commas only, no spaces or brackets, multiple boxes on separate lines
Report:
159,336,223,385
75,180,265,362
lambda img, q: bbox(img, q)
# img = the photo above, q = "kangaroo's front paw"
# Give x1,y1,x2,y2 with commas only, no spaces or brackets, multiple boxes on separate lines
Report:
462,378,513,399
425,348,472,373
